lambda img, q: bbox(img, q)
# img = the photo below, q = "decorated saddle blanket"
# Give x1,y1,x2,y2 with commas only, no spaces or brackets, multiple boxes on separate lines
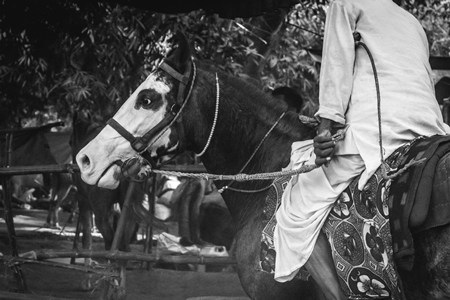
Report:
259,135,450,300
388,134,450,271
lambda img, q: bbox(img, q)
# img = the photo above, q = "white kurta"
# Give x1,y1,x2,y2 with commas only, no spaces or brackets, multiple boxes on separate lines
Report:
274,0,450,283
318,0,450,184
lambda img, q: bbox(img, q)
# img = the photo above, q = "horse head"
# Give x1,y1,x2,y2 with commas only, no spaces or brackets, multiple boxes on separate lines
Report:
76,33,195,189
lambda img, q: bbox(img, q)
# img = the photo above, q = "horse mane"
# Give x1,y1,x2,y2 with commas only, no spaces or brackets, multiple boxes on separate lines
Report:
196,60,307,144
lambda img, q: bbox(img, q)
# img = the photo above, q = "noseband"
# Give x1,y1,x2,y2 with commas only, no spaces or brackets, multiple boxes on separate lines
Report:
107,58,196,169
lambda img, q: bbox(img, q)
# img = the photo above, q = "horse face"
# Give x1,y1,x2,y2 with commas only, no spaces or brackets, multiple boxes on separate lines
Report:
76,71,177,189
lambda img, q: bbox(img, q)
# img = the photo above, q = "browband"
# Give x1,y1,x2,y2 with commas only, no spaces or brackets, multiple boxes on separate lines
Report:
159,62,189,84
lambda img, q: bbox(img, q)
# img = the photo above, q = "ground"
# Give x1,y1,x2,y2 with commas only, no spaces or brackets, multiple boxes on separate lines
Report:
0,208,249,300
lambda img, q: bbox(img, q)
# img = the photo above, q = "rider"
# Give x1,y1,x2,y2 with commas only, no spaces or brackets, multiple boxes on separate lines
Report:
274,0,450,299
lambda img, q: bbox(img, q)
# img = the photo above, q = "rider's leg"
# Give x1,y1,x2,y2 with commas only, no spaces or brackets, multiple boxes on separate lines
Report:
305,231,346,300
302,154,365,300
274,152,365,297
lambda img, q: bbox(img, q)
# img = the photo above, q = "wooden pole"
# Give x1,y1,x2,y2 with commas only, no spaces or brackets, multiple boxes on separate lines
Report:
1,132,28,293
1,256,117,276
101,181,138,300
0,163,206,176
0,164,80,176
0,291,84,300
1,249,237,265
142,175,157,270
70,212,82,265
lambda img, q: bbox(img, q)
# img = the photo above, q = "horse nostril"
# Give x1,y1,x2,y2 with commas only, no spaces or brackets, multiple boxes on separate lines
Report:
79,154,91,171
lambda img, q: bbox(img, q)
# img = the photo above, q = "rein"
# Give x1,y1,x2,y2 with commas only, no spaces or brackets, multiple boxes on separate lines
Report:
219,111,286,193
353,32,385,168
353,32,424,179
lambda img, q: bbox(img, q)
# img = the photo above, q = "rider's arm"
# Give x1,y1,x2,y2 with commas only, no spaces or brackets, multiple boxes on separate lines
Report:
313,1,358,166
315,1,357,125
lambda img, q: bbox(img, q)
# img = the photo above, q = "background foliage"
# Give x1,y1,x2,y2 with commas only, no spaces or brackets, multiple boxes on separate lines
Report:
0,0,449,129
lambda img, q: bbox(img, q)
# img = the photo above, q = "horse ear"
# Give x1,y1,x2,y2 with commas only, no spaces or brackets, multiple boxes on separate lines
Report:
165,31,192,74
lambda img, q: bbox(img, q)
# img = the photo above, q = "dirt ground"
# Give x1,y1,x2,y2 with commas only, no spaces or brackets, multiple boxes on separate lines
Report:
0,208,249,300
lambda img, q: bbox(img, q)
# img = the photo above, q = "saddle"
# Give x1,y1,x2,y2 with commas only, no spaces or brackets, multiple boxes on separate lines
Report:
388,134,450,270
259,134,450,299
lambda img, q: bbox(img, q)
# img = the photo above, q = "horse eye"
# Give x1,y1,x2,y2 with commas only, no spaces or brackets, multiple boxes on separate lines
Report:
141,97,152,107
135,89,162,110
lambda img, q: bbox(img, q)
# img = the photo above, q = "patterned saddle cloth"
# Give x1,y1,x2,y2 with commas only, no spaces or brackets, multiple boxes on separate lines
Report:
259,135,450,300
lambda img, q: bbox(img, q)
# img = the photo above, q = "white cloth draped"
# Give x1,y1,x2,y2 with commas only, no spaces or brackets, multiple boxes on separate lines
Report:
274,141,364,282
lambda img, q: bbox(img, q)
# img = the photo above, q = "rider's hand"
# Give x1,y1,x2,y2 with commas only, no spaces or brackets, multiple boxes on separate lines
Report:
314,118,337,166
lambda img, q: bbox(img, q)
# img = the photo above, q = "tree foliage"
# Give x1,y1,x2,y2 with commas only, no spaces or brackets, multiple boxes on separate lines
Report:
405,0,450,56
0,0,449,129
0,1,164,127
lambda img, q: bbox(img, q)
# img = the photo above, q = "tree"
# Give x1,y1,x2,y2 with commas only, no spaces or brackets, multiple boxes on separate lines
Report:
0,1,166,127
1,0,449,129
405,0,450,57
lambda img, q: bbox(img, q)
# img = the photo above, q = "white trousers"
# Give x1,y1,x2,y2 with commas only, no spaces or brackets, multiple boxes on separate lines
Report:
273,141,365,282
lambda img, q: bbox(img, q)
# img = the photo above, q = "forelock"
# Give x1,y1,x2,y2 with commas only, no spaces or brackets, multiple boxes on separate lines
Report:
141,73,170,95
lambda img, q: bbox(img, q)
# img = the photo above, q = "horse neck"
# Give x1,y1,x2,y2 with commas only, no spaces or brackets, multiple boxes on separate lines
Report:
187,70,308,173
182,69,311,220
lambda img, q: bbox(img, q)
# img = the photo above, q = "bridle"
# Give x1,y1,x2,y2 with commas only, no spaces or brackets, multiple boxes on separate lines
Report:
106,58,196,171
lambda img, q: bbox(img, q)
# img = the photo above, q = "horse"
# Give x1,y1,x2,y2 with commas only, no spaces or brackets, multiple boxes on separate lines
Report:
70,112,146,252
74,34,450,299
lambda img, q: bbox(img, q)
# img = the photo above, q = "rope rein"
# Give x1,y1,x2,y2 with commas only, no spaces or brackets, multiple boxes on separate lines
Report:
150,163,319,182
218,111,286,193
353,32,424,180
354,33,384,165
238,112,286,174
136,126,347,191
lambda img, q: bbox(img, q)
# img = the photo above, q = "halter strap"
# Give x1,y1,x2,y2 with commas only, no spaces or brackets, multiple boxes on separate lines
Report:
107,116,174,153
160,60,192,112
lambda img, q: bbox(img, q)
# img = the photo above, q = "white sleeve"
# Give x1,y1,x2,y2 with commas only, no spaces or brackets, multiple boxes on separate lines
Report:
315,1,357,125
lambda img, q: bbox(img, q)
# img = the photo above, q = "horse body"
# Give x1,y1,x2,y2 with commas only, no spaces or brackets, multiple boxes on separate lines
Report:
75,35,450,299
184,64,319,299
